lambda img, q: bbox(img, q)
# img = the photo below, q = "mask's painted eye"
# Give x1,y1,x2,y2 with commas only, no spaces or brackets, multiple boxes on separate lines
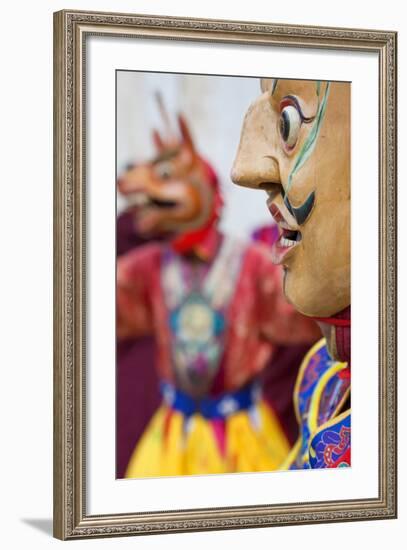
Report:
279,105,302,149
156,161,172,180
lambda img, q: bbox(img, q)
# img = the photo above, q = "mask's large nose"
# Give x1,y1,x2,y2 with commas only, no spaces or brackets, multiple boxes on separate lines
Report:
231,94,281,189
117,165,151,195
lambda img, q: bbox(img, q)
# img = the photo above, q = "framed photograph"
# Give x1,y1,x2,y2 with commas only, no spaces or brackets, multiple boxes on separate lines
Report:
53,9,397,540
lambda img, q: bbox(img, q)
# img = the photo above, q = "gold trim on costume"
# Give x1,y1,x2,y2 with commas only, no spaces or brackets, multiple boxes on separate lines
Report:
307,361,348,434
280,438,301,471
292,338,326,425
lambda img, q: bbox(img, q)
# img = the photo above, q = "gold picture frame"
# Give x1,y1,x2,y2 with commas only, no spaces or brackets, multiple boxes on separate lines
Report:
53,9,397,540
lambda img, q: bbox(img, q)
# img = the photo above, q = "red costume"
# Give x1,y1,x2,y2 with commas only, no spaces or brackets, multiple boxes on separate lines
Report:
118,228,317,393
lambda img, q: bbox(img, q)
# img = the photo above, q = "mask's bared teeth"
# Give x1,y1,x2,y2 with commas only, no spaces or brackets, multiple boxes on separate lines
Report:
127,193,150,207
280,237,296,248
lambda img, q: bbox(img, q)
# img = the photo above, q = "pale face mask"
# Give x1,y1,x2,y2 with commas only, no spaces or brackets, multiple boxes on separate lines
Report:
232,79,350,318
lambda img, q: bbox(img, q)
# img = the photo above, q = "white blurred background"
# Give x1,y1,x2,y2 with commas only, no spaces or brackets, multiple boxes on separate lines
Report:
116,71,272,238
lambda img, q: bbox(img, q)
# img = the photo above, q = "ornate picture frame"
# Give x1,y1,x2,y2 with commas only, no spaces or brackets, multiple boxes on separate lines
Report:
53,9,397,540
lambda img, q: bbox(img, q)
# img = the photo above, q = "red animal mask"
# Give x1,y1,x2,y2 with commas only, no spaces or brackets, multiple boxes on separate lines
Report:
118,111,223,255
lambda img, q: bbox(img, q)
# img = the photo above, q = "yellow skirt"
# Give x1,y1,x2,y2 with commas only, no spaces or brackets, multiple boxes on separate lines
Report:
125,399,290,478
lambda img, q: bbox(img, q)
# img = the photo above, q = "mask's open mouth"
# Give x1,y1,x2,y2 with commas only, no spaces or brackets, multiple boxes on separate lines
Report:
266,200,302,264
149,197,178,209
127,192,179,210
280,227,302,247
268,202,302,242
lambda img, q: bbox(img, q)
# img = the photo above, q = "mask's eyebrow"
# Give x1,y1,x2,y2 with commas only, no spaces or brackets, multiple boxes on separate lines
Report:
151,148,180,165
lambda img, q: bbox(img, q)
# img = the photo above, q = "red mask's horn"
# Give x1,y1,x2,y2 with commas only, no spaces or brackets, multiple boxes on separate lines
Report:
178,113,195,151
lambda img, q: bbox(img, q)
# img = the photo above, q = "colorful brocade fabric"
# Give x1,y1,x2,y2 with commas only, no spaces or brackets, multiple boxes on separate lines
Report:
282,338,351,470
161,236,244,393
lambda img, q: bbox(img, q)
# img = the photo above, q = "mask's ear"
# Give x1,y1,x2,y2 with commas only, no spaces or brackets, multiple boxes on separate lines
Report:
178,114,195,152
152,129,165,152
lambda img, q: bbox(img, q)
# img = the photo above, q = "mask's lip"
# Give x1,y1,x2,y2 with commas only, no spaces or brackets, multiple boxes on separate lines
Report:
267,199,299,232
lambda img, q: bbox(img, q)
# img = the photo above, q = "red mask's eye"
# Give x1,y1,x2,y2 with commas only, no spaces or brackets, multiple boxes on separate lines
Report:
156,161,172,180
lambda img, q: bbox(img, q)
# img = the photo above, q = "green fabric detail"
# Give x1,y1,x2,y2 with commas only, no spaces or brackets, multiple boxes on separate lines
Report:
286,82,331,194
